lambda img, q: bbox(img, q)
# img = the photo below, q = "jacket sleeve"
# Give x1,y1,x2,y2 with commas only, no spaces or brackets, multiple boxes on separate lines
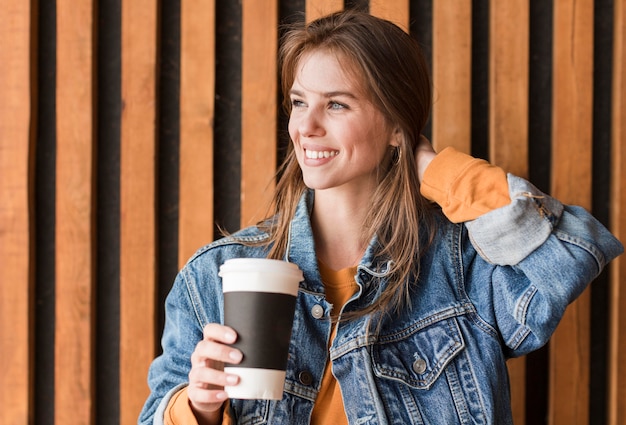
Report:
138,259,224,424
421,147,624,356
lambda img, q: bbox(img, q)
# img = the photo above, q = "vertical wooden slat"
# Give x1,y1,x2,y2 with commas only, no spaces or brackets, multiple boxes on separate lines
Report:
549,1,594,424
240,0,278,227
489,2,530,423
179,0,216,266
609,0,626,423
120,0,158,422
0,0,33,423
55,0,95,422
369,0,409,30
432,1,472,153
489,0,529,177
306,0,343,22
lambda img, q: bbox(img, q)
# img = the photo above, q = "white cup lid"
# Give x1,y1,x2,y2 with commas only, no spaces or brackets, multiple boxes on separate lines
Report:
219,258,303,280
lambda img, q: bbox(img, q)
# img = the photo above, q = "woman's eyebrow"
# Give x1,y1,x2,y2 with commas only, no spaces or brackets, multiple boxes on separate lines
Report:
288,89,305,97
325,91,358,99
289,89,358,99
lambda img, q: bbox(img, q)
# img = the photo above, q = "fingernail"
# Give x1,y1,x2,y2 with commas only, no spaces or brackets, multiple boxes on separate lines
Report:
225,331,237,342
226,374,238,385
229,350,243,363
216,391,228,400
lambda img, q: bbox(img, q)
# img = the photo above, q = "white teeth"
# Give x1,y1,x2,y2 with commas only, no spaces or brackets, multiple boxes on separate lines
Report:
305,149,338,159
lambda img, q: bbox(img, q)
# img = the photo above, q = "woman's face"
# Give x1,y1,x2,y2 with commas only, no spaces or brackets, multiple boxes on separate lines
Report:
288,49,397,195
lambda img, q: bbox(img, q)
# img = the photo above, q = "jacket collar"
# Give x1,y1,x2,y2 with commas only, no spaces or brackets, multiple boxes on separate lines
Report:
285,190,393,290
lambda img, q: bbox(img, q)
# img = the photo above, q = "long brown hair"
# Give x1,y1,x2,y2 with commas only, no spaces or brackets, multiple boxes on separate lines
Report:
260,10,436,321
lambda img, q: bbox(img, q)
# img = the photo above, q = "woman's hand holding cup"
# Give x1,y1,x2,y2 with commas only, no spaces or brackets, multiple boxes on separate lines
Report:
188,324,242,423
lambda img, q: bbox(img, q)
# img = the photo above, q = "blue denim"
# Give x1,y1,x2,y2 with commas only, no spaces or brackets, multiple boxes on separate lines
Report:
139,175,623,425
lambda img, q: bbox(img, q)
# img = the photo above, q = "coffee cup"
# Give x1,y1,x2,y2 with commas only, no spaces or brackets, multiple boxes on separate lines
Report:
219,258,303,400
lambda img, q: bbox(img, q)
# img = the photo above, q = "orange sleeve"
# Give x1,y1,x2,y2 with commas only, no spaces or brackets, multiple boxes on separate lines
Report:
420,147,510,223
164,387,232,425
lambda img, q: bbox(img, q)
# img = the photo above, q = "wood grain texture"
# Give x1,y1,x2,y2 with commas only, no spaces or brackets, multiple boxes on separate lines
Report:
306,0,343,22
609,0,626,423
55,0,96,422
432,1,471,153
179,0,216,266
0,0,33,423
119,0,158,422
241,0,278,227
370,0,409,30
489,0,529,177
549,1,594,423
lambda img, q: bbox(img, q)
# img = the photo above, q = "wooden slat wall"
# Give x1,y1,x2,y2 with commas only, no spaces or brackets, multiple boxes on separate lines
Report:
370,0,409,30
1,1,624,423
306,0,344,22
240,0,278,227
609,1,626,423
0,0,33,423
431,1,472,153
55,0,96,423
179,0,216,265
119,0,158,423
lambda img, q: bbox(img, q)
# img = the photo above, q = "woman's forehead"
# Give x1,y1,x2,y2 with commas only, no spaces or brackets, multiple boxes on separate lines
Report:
293,49,367,94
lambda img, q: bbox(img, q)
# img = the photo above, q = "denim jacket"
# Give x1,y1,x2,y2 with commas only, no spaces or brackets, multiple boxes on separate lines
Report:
139,175,623,425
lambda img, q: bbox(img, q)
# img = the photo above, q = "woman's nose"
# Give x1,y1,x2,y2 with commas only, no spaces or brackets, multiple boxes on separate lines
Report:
297,109,325,137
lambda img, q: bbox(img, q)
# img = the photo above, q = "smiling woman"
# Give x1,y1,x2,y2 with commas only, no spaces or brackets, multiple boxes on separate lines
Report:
3,1,625,424
139,9,622,425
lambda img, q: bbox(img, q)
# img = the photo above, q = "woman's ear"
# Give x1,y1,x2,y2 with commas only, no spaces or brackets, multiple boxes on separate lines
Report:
390,128,402,147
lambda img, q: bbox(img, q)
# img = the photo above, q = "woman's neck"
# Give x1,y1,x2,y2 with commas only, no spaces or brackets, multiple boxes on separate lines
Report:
311,189,370,270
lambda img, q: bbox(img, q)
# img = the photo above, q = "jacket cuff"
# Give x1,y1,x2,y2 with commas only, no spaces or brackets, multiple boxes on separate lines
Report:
465,174,564,265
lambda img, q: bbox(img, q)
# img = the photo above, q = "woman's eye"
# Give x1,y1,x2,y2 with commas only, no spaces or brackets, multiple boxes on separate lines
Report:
329,101,347,110
291,99,306,108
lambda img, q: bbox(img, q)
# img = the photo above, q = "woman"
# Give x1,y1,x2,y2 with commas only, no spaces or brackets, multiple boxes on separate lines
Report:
139,10,623,424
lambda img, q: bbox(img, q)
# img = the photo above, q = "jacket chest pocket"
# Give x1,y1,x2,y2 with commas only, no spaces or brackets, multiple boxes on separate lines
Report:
371,317,465,389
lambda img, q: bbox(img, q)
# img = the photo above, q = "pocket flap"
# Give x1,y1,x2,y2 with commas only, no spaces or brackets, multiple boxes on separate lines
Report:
372,317,465,389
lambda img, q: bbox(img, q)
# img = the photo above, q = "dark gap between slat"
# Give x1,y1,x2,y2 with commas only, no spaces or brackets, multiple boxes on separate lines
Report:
214,0,243,236
471,0,489,161
156,0,181,353
410,0,433,140
34,0,57,422
589,1,614,423
95,0,121,422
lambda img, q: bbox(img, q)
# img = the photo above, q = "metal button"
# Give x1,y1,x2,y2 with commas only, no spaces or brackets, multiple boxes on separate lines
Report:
412,358,427,374
298,370,314,386
311,304,324,319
